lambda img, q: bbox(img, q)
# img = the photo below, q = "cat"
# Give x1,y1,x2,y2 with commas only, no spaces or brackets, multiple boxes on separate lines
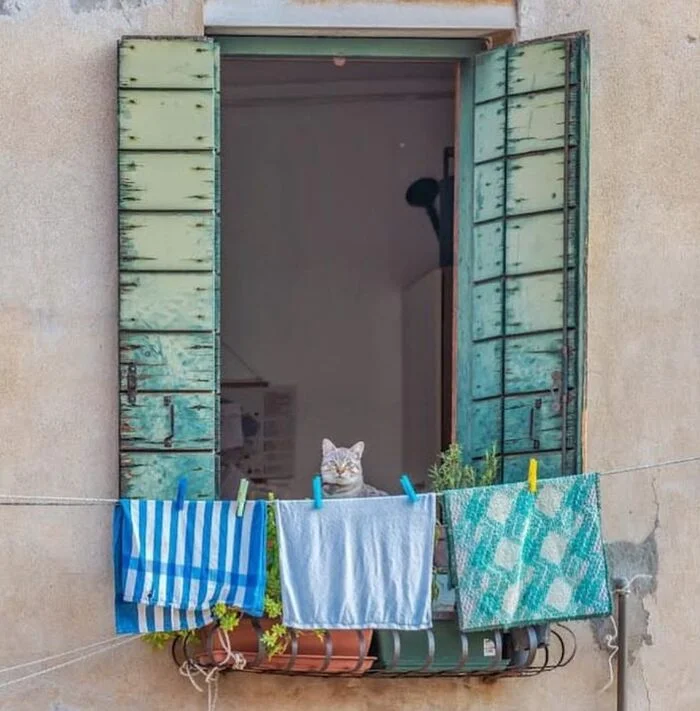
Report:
320,438,388,498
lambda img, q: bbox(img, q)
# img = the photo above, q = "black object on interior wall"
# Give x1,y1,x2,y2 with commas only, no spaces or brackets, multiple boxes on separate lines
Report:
405,177,440,234
404,146,454,267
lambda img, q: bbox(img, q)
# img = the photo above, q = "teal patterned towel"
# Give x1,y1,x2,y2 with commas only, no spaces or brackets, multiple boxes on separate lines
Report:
444,473,611,632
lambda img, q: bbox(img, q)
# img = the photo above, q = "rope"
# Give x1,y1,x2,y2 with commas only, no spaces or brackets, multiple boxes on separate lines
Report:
0,494,118,506
178,628,246,711
0,636,138,694
600,454,700,476
599,574,654,694
1,453,699,507
615,574,654,594
0,635,131,676
600,615,618,694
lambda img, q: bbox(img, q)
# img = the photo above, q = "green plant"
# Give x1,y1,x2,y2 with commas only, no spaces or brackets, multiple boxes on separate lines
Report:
428,442,499,493
212,602,241,632
480,443,499,487
256,493,325,656
142,631,179,650
206,493,292,658
428,442,499,603
259,493,291,656
142,629,199,650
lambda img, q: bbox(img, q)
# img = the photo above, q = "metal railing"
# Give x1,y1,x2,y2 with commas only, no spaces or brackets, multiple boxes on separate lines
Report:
172,621,577,680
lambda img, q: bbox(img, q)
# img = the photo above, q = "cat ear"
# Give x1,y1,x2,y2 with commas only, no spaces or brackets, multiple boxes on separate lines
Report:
350,441,365,458
322,438,336,457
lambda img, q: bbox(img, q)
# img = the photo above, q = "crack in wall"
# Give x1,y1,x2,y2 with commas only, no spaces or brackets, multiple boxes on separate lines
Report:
640,656,652,710
591,475,659,665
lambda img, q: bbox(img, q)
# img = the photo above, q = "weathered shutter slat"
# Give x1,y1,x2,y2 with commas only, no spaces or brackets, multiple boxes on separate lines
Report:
119,39,217,89
119,91,216,150
120,453,216,499
120,273,215,331
455,34,588,482
119,152,216,210
119,213,215,271
119,37,220,499
473,332,576,399
120,333,216,391
120,393,216,450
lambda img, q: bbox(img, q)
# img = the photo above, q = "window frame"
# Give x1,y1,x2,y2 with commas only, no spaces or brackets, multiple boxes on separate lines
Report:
212,35,481,487
137,33,589,492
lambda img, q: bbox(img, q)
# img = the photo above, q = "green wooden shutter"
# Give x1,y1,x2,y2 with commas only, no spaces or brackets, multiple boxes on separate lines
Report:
455,34,589,482
118,38,220,499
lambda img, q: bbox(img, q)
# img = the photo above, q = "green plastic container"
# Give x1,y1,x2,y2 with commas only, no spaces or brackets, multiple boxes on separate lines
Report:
375,621,508,672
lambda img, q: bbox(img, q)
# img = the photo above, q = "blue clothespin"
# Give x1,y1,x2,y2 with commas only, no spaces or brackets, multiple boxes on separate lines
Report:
175,477,187,511
312,475,323,509
236,478,249,517
400,474,418,503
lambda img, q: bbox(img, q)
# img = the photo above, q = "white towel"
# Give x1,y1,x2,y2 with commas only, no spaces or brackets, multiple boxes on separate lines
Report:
275,494,436,630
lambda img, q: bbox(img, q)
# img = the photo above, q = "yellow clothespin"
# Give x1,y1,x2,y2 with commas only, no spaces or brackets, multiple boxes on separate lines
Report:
528,458,538,494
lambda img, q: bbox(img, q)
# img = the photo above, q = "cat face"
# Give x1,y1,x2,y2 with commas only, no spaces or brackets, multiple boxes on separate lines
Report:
320,439,365,488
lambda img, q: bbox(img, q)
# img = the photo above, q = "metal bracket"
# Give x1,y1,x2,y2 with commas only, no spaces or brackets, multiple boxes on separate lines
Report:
163,395,174,448
550,371,574,415
127,363,137,404
529,398,542,450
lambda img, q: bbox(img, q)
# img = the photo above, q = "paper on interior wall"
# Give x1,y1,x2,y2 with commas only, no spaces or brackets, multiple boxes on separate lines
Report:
220,384,296,484
262,387,296,480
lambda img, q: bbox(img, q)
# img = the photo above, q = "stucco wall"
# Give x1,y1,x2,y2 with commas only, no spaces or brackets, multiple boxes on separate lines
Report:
518,1,700,708
1,0,699,709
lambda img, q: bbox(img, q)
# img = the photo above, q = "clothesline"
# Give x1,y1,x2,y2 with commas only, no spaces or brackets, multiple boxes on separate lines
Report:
0,636,139,694
0,453,698,507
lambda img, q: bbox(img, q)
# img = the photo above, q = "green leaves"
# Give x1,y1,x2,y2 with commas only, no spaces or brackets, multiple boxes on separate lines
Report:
261,492,289,656
428,442,499,492
142,631,178,649
213,603,241,632
141,629,196,650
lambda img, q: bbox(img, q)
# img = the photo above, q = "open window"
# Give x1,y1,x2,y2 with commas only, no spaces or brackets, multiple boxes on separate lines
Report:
117,34,588,500
217,57,457,499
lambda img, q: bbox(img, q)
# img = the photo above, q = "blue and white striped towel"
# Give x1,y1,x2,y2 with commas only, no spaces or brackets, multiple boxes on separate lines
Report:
113,499,267,634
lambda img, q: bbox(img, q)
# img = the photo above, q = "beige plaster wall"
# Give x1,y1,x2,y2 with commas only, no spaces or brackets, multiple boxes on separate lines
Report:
518,0,700,708
1,0,699,709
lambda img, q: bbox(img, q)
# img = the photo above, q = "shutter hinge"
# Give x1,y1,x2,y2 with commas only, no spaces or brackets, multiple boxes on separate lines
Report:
127,364,137,404
551,370,575,415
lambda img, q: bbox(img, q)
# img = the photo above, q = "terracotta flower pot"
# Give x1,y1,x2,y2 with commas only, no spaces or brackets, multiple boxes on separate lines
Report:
201,617,375,674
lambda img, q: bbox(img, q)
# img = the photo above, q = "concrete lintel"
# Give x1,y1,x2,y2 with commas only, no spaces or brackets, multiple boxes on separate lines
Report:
205,0,516,37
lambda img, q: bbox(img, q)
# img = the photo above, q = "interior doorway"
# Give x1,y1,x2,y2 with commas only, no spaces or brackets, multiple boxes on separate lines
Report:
219,57,457,500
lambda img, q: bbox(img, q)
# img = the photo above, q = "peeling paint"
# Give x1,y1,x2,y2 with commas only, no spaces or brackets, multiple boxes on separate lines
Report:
70,0,159,13
591,479,659,663
0,0,22,15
